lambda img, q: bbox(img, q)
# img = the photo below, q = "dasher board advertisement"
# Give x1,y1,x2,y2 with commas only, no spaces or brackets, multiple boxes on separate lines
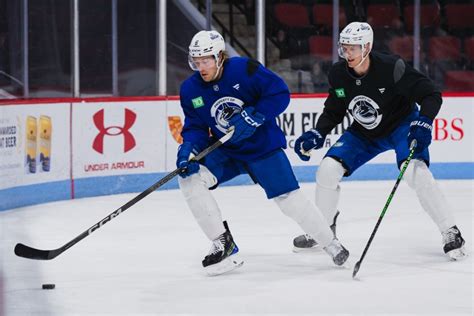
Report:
163,96,473,170
0,103,70,190
281,97,473,166
429,97,473,163
72,101,167,179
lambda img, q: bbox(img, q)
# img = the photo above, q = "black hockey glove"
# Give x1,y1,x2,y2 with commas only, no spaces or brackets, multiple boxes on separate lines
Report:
407,115,433,153
294,129,325,161
228,107,265,145
176,142,200,178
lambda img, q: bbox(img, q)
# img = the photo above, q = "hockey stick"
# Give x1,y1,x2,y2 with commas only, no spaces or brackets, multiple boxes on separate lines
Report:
352,141,417,279
14,129,234,260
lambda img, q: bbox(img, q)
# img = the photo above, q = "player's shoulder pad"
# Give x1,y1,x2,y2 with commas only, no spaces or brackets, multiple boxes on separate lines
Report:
372,51,405,84
246,58,262,76
393,58,405,84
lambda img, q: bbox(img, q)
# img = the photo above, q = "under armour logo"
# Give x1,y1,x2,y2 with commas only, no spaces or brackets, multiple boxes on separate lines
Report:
92,108,136,154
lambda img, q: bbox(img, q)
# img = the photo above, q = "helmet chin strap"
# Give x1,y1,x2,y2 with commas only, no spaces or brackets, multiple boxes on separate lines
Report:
350,46,371,71
210,53,224,81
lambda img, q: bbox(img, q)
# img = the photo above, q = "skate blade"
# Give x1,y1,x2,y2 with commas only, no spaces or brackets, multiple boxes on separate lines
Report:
447,247,468,261
205,254,244,276
292,245,321,253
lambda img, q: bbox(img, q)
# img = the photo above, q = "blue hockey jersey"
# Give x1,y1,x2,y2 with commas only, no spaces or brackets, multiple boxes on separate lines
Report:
179,57,290,161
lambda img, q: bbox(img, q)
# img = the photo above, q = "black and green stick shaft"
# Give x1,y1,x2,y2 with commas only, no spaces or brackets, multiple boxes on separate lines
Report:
352,141,417,279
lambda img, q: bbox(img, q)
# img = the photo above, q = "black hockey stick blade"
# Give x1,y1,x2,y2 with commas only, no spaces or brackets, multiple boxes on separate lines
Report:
352,261,361,279
14,129,234,260
15,243,62,260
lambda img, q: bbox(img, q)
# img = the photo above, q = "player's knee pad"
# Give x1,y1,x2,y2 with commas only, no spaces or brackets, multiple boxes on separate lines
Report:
403,159,455,232
178,167,223,240
403,159,436,191
274,189,308,222
316,157,345,189
315,184,340,223
178,166,218,199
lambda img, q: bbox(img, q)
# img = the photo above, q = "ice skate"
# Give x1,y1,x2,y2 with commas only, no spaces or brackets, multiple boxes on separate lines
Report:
202,221,243,276
293,211,339,252
442,225,467,260
323,238,349,266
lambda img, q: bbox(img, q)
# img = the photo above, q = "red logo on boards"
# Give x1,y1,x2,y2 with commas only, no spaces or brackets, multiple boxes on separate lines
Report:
434,118,464,141
92,108,136,154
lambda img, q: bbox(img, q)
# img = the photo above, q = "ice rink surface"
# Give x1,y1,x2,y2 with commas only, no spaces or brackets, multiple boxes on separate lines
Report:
1,180,472,315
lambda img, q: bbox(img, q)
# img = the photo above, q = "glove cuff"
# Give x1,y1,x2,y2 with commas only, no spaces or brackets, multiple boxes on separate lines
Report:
178,142,199,156
418,115,433,124
309,129,324,139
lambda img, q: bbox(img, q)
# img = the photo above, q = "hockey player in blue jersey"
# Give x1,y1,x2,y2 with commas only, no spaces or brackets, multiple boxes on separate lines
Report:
177,30,349,276
293,22,466,260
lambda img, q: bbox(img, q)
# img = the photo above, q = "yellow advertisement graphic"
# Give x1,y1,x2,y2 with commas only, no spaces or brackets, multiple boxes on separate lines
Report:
24,115,52,174
168,116,183,144
25,116,37,173
39,115,52,172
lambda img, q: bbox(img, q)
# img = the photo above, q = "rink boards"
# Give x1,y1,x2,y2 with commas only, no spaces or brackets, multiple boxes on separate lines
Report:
0,95,472,211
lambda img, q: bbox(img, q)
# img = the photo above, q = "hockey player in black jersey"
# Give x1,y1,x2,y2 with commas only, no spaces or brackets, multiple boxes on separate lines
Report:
293,22,466,260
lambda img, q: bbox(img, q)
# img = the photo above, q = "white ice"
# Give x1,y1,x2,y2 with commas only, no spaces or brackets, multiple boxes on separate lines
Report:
1,180,473,315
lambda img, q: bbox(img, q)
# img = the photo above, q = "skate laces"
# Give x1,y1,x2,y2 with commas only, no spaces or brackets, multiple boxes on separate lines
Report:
303,234,314,241
208,234,226,256
324,239,342,256
442,227,459,245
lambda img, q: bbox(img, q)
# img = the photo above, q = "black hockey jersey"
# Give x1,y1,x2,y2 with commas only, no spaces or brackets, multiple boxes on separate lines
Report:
316,51,442,140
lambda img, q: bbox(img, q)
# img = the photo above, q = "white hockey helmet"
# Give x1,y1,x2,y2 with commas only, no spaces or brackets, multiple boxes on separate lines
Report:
188,30,225,71
338,22,373,59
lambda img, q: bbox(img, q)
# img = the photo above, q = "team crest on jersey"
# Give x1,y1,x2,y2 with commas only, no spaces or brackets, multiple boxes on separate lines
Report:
210,96,245,133
348,95,382,130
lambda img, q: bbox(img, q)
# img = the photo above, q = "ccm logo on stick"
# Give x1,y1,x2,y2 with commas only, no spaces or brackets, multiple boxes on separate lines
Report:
88,208,123,234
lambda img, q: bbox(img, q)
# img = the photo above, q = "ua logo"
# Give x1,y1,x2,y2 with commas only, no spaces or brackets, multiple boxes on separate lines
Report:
92,108,136,154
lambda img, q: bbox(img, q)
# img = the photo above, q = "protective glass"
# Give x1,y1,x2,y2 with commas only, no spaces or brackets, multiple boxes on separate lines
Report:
338,43,363,60
188,55,216,71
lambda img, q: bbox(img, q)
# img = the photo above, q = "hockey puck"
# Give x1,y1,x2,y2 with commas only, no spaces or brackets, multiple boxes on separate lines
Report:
42,284,55,290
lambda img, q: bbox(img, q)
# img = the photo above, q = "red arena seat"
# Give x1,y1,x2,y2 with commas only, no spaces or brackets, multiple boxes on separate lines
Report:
274,3,311,28
464,37,474,62
403,3,440,33
309,35,333,60
312,4,346,30
428,36,461,62
389,36,415,61
445,4,474,30
444,70,474,91
367,4,401,29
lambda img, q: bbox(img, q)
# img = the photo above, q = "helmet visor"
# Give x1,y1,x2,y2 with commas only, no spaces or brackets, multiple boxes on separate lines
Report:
188,55,216,71
338,43,364,60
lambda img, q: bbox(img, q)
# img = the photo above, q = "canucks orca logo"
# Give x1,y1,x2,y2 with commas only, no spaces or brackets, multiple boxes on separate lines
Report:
348,95,382,129
210,97,245,133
